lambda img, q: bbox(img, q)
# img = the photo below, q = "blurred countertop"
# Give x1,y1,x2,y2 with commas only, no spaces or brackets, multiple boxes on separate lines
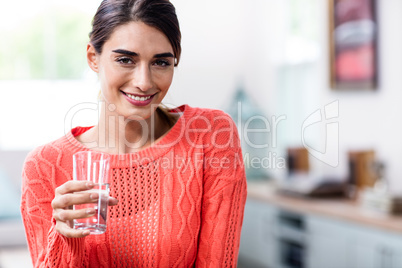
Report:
247,181,402,234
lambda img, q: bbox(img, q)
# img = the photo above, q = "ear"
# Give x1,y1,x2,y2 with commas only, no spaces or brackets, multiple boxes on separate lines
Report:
87,43,99,73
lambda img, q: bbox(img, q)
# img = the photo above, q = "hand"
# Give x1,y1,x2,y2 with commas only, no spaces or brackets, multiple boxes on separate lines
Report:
51,181,118,238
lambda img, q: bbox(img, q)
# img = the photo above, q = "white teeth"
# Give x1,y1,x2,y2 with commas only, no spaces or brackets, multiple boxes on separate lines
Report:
126,93,152,101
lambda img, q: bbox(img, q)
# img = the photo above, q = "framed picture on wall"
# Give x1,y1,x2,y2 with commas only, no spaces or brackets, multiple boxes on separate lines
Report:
329,0,378,90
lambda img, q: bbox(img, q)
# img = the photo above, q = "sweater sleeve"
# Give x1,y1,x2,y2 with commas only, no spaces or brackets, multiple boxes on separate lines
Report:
196,112,247,268
21,149,87,268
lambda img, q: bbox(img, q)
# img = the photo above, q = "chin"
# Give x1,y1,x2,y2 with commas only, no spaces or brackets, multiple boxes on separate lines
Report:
121,107,157,121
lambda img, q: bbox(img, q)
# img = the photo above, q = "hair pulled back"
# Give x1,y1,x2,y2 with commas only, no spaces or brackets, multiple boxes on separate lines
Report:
90,0,181,66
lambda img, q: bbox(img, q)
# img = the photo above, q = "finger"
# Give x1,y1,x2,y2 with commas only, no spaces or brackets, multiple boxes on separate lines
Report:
52,191,99,209
108,197,119,206
55,180,94,195
55,221,91,238
53,208,96,222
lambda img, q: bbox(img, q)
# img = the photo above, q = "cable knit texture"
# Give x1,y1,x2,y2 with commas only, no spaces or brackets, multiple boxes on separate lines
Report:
21,105,247,268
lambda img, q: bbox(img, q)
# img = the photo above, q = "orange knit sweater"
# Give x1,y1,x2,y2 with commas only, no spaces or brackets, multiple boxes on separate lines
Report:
21,105,247,268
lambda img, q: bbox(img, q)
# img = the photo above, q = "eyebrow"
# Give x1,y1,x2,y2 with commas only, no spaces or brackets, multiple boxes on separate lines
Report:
112,49,137,56
154,52,174,58
112,49,174,58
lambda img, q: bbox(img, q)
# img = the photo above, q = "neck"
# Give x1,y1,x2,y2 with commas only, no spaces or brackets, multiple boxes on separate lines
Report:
91,102,167,154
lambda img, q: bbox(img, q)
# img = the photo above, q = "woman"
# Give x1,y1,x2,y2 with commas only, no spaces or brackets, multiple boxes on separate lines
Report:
21,0,247,267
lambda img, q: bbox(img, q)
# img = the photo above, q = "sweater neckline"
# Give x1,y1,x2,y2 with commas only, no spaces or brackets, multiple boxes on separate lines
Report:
63,104,191,167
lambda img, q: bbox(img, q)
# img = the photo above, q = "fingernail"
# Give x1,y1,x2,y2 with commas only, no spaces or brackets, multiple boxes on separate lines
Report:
90,193,99,200
86,182,94,189
82,230,90,236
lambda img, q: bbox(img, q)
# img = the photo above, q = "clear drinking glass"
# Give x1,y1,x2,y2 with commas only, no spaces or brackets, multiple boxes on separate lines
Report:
73,151,110,234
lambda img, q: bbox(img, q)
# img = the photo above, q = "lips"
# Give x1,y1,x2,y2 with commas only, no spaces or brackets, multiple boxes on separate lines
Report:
121,91,157,107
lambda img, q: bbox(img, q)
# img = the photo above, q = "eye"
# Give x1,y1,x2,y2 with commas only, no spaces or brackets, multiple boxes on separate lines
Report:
153,59,172,67
116,57,133,65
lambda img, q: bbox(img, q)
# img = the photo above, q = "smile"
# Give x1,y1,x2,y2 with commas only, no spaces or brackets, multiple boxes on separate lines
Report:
125,93,152,101
121,91,157,107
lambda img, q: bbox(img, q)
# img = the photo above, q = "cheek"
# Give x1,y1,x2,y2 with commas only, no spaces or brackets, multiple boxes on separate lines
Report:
99,67,126,92
157,70,174,92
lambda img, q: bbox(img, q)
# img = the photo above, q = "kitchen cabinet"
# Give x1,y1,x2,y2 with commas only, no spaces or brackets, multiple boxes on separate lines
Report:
239,199,278,268
350,225,402,268
306,214,402,268
306,215,353,268
239,195,402,268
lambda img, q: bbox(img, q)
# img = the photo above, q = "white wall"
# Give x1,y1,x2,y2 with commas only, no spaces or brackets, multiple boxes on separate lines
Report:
319,0,402,192
169,0,278,117
171,0,402,191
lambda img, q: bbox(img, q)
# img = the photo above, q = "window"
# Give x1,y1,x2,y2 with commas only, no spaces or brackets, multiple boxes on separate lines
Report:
0,0,101,150
275,0,322,162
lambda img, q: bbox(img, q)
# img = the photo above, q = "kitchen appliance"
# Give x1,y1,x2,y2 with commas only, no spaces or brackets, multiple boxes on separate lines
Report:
278,172,347,198
277,210,306,268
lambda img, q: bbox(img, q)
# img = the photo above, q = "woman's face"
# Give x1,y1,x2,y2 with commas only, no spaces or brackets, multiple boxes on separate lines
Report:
87,21,175,120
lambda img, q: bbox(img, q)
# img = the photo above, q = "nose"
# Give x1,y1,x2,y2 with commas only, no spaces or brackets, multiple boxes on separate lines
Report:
133,64,153,92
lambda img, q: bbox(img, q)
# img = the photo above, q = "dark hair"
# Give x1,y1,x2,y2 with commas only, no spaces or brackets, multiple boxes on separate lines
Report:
91,0,181,127
90,0,181,66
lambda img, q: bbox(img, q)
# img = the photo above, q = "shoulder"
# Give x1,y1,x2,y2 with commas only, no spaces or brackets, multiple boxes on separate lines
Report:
181,105,240,150
184,105,231,119
184,105,237,131
23,134,73,177
25,136,67,162
22,133,77,191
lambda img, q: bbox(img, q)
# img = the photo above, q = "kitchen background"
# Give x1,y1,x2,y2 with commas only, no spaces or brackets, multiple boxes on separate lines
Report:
1,0,402,267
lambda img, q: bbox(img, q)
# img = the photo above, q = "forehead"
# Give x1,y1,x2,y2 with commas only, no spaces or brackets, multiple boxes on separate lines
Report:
104,21,173,54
